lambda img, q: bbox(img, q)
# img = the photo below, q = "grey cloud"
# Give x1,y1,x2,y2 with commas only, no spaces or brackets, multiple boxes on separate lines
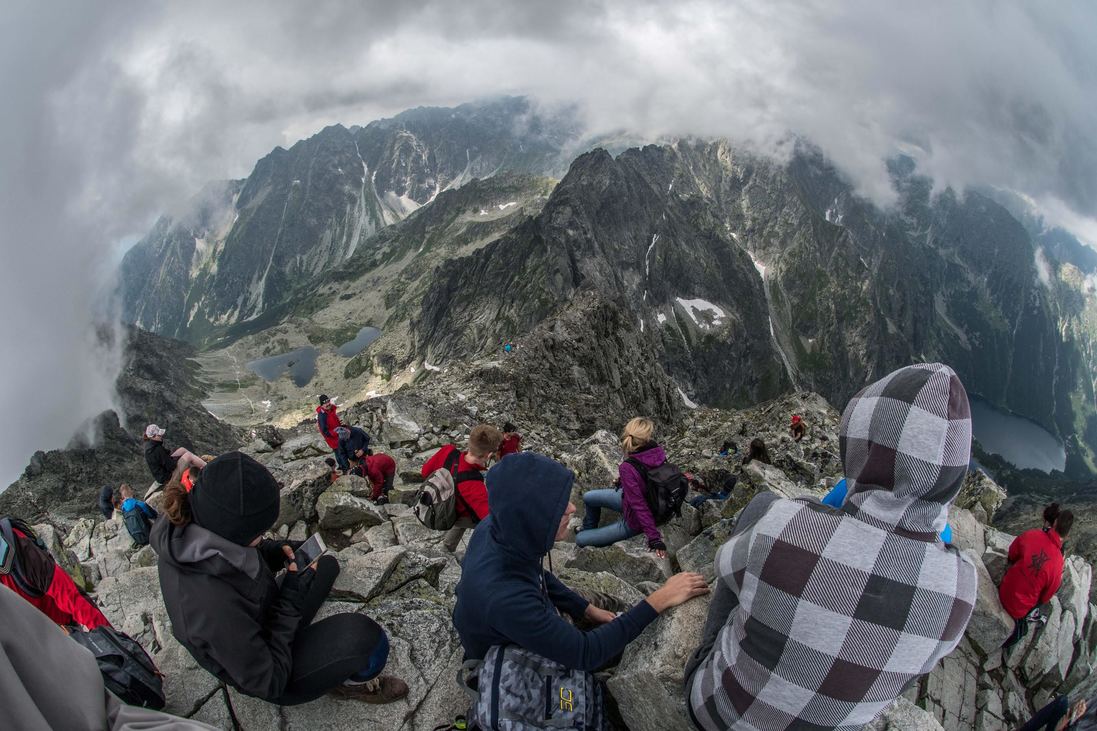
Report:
2,0,1096,485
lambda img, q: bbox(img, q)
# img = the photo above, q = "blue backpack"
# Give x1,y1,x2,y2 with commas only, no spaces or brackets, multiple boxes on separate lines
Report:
122,507,151,546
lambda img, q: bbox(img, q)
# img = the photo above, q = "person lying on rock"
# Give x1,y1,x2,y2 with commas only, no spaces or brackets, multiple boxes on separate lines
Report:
686,363,978,731
422,424,503,553
575,417,669,556
453,451,709,671
151,451,408,705
999,502,1073,650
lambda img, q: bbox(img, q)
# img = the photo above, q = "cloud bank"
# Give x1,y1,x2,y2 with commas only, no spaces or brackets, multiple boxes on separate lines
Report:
2,0,1096,484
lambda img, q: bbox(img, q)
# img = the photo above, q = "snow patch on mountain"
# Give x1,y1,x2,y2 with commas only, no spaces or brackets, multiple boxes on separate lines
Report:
677,387,699,409
675,297,726,329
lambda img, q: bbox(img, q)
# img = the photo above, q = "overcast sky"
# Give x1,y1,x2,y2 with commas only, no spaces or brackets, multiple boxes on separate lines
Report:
1,0,1095,486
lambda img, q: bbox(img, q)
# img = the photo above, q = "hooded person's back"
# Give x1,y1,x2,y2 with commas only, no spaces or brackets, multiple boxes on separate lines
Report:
453,452,659,671
689,363,978,731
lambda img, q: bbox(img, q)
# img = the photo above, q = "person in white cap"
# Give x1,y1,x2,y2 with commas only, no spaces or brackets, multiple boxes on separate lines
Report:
144,424,206,489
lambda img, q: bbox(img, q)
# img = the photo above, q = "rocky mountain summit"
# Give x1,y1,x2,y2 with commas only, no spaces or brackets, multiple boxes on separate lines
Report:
11,354,1096,730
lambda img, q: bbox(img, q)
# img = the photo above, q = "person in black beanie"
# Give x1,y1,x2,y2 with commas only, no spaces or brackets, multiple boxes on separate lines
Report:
150,451,408,705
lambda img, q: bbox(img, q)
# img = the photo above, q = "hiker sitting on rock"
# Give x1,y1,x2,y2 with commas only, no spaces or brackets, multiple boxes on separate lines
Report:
453,452,708,670
97,484,116,519
335,425,371,472
686,363,978,730
118,484,158,547
315,395,345,470
789,414,806,441
143,424,177,486
718,440,737,458
351,450,396,504
999,502,1073,650
499,422,522,458
575,417,669,557
740,437,771,466
687,473,737,508
421,424,503,552
151,451,408,705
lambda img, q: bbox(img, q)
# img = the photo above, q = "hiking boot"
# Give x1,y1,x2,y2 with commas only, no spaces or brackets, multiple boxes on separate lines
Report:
329,675,409,704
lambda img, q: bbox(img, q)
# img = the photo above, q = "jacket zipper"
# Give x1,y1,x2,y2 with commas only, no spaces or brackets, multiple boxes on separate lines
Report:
490,645,506,729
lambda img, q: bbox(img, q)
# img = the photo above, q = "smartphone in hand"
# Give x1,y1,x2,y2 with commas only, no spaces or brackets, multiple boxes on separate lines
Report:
293,533,327,570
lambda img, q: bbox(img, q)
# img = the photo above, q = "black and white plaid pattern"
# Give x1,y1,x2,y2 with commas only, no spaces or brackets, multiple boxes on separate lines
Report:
689,364,977,730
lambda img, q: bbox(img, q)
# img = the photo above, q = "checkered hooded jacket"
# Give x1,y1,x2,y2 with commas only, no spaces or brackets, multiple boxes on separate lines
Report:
688,364,977,730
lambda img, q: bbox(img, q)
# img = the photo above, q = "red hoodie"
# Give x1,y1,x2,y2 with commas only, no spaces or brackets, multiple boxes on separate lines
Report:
421,444,489,520
316,405,342,450
998,528,1065,620
499,433,522,458
0,528,110,630
364,453,397,500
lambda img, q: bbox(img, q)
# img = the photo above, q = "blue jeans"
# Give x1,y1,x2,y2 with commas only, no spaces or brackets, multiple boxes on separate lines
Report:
576,488,639,548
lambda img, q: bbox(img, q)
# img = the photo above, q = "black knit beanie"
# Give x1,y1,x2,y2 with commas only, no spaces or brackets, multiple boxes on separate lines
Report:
190,451,280,545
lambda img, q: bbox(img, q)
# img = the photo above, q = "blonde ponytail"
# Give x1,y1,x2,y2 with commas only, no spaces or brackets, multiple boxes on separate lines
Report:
620,417,655,454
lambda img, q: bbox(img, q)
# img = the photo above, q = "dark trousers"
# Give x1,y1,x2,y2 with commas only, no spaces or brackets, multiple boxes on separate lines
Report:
1018,695,1070,731
270,556,390,705
1002,616,1030,650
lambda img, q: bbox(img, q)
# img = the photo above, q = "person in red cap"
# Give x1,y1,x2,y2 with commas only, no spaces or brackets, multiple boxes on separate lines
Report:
789,414,806,442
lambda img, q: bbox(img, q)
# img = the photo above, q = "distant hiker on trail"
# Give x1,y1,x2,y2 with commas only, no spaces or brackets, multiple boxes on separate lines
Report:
0,584,218,731
575,417,679,556
718,440,737,458
741,437,771,466
789,414,806,441
97,484,116,519
151,451,408,705
0,517,111,631
354,451,396,504
315,394,345,469
999,502,1073,650
822,477,954,543
498,421,522,458
421,425,503,552
688,472,737,508
119,484,158,547
686,363,977,731
453,451,709,669
335,425,370,470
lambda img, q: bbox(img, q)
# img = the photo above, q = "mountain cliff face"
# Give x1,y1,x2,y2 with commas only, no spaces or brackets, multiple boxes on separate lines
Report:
120,98,579,344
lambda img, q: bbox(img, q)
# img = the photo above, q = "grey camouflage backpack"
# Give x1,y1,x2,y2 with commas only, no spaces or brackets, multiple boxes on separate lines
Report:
413,446,481,531
465,644,607,730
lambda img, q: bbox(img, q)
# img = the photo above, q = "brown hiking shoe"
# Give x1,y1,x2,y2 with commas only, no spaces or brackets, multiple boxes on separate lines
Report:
329,675,409,704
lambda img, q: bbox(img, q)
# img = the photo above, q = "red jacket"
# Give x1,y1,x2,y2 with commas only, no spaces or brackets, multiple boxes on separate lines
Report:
316,405,342,450
421,444,489,520
998,528,1065,619
499,434,522,458
0,529,110,630
364,453,397,499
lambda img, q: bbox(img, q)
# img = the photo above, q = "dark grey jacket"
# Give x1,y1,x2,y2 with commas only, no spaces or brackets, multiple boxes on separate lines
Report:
143,440,177,485
150,519,310,701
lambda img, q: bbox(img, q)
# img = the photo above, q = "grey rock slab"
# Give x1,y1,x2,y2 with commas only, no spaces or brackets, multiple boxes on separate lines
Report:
392,513,439,547
1022,596,1063,683
1058,556,1092,641
607,594,711,731
677,519,736,583
228,686,285,730
866,696,946,731
556,567,647,607
566,542,668,585
963,549,1015,656
316,490,385,531
950,508,986,555
331,546,406,602
365,521,398,550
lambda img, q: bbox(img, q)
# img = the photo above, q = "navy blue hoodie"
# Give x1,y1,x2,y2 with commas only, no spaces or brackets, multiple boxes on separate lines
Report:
453,452,659,670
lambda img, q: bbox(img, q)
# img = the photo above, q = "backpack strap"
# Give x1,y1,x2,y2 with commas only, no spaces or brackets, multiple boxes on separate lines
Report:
447,450,485,524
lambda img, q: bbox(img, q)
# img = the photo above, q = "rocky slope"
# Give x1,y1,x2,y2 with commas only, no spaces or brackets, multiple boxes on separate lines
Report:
120,98,581,344
0,327,241,522
8,336,1096,730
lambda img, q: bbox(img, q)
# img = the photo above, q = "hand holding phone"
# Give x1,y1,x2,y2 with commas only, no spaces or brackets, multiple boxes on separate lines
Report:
293,533,327,571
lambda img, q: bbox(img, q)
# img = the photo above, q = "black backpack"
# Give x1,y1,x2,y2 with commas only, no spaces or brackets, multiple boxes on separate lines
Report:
625,457,689,525
69,625,166,709
122,506,152,546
